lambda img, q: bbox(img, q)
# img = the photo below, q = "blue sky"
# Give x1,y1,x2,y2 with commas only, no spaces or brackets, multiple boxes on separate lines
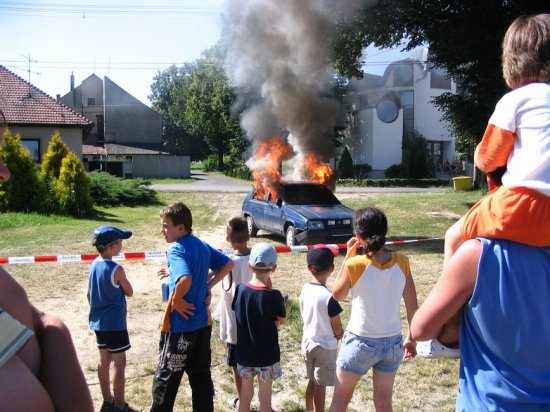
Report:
0,0,416,107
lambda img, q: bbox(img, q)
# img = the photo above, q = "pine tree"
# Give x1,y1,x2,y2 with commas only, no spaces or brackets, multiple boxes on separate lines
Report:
55,152,93,217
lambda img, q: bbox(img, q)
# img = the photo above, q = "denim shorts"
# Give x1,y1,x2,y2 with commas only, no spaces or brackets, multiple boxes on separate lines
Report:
337,332,403,375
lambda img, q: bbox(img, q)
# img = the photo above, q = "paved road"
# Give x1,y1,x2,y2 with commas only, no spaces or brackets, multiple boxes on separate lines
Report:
150,172,449,193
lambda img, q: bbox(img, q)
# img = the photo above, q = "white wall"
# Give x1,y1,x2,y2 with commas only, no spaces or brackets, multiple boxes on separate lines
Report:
131,155,190,178
7,126,84,160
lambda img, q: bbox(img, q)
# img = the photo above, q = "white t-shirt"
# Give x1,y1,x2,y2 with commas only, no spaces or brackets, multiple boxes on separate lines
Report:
217,252,252,344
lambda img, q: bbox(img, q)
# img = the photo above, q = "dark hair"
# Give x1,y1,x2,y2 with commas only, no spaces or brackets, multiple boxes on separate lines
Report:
160,202,192,232
227,216,249,244
352,207,387,254
502,13,550,89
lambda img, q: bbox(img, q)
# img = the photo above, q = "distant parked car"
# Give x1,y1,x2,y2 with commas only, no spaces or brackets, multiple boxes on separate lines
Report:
242,182,354,246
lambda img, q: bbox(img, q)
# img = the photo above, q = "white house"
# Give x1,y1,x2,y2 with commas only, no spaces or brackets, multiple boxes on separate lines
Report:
345,48,457,177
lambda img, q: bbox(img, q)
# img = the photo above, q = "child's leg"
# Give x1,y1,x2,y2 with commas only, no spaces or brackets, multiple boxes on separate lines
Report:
98,348,113,402
305,379,314,411
238,376,254,412
372,369,397,412
313,383,327,412
257,378,273,412
111,351,127,407
444,217,465,272
232,365,242,400
329,368,361,412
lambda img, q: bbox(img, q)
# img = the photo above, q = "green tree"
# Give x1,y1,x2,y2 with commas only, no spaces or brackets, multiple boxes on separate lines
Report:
174,53,242,170
149,64,210,159
333,1,548,156
55,152,93,217
338,146,354,179
41,131,69,180
0,129,45,212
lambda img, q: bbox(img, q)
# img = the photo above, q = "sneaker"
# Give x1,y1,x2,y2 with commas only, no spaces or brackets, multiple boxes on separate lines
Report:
114,403,140,412
100,400,114,412
226,397,239,409
417,338,460,359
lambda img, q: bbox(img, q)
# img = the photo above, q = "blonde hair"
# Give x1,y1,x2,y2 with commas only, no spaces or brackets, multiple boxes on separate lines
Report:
502,13,550,89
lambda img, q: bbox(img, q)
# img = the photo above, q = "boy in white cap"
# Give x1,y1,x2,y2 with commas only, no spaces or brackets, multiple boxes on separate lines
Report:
87,226,137,412
299,245,344,412
232,242,286,412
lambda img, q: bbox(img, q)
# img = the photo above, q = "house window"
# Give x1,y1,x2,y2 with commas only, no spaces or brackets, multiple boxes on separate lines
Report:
430,66,452,90
21,139,40,162
88,97,96,106
376,92,400,123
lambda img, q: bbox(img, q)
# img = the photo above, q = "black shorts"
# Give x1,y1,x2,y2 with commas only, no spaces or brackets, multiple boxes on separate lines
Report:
226,343,237,367
95,330,131,353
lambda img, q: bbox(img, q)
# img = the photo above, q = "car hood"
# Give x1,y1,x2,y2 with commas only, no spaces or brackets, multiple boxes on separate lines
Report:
285,204,353,219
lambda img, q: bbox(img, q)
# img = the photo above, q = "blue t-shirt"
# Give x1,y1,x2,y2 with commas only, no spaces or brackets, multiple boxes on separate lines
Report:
88,257,127,331
167,234,230,333
232,283,286,367
457,239,550,411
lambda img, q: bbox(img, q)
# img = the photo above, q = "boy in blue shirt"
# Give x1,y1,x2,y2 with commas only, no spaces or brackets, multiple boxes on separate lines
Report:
151,202,234,412
88,225,136,412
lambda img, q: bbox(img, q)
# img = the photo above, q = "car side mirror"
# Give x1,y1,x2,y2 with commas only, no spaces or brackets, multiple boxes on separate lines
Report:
276,198,283,208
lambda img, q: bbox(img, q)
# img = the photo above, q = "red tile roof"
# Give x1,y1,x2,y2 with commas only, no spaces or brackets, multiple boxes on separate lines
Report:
0,65,92,128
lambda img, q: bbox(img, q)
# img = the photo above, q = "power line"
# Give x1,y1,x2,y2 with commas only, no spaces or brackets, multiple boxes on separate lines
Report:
0,1,222,17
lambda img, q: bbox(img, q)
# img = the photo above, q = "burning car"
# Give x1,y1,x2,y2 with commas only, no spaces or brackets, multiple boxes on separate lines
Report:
242,182,354,246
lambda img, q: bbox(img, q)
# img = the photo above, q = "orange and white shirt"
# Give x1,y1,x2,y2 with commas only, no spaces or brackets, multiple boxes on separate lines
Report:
475,82,550,196
345,252,410,338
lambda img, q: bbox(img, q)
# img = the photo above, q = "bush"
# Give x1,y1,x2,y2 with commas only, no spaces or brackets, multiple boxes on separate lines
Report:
41,132,69,181
224,164,252,180
0,129,47,212
338,147,354,179
384,163,408,178
88,171,157,207
55,152,93,217
337,178,451,188
353,163,372,178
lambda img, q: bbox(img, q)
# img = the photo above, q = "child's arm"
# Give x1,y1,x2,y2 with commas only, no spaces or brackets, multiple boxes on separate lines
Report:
114,266,133,297
411,239,480,341
402,274,419,360
207,260,235,290
160,274,195,332
330,315,344,340
474,124,515,172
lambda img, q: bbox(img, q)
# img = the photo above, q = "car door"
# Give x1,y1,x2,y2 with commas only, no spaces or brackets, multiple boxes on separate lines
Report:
263,194,285,234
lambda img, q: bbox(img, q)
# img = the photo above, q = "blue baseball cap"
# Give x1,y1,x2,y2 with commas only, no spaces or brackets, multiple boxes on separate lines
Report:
92,226,132,248
249,242,277,269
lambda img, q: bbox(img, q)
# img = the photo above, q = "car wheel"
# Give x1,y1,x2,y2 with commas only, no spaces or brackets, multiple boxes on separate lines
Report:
285,225,296,246
246,216,258,237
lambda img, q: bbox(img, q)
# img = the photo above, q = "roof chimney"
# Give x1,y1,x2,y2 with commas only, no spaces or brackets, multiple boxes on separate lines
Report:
70,72,75,91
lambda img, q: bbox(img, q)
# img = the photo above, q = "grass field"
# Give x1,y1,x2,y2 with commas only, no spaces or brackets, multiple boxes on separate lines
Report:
0,188,483,411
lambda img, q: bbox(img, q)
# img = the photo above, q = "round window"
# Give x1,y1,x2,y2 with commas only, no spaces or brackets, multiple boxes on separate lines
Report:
376,99,399,123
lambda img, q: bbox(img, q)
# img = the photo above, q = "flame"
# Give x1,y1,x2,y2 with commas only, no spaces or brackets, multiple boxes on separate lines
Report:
249,137,293,199
248,137,337,199
303,154,336,191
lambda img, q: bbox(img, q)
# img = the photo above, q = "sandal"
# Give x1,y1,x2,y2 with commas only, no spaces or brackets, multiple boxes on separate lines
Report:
226,397,239,409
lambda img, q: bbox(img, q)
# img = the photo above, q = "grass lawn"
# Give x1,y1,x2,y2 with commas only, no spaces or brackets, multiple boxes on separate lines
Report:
0,189,483,411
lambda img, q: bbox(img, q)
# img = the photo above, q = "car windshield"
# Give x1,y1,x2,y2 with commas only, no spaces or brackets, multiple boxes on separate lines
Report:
282,184,340,205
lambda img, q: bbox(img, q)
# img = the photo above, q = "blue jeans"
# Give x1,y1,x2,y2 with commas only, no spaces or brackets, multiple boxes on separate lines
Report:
337,332,403,375
150,325,214,412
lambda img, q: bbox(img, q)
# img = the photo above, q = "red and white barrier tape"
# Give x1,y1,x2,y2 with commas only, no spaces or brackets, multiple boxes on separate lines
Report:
0,238,442,265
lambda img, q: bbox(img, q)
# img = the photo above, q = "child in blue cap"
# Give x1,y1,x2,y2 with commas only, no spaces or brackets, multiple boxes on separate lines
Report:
87,226,137,412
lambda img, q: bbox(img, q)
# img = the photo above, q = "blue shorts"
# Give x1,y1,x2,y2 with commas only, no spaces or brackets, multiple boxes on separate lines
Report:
337,332,403,375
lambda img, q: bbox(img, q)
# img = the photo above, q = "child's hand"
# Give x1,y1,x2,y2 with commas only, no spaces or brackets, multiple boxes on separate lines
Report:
403,338,417,360
346,237,360,259
171,296,195,319
157,268,168,279
275,316,286,328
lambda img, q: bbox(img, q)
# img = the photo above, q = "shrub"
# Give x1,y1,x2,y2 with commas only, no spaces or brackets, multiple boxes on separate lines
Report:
384,163,408,178
224,164,252,180
41,131,69,181
338,146,354,179
353,163,372,178
88,171,157,207
337,177,451,188
0,129,46,212
55,152,94,217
